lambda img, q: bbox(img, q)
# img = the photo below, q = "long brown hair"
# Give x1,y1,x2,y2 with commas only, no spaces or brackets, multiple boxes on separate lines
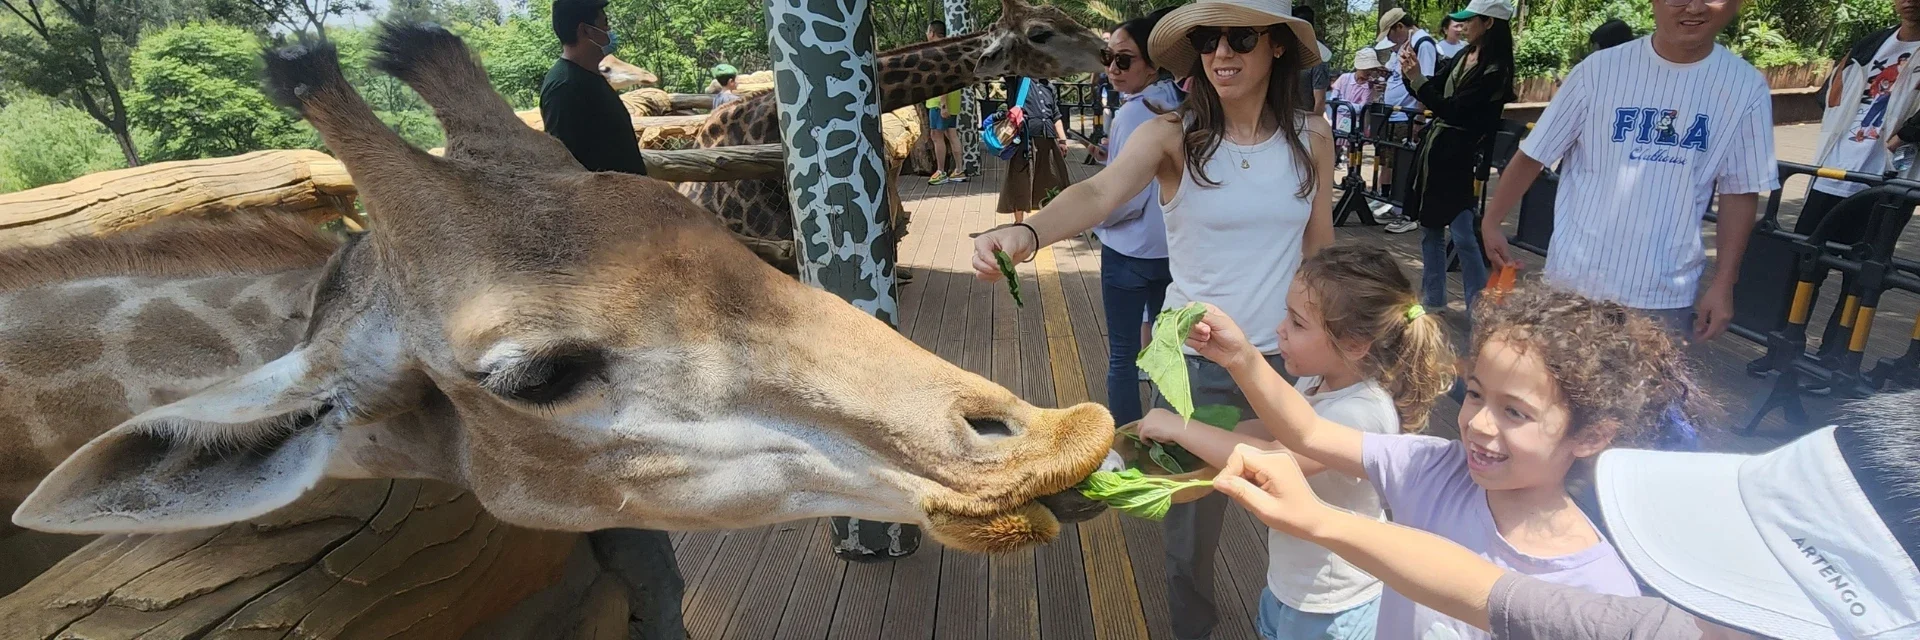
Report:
1177,24,1317,197
1294,244,1455,432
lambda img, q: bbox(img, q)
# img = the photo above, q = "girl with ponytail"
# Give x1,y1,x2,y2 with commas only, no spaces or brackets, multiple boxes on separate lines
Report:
1138,244,1453,638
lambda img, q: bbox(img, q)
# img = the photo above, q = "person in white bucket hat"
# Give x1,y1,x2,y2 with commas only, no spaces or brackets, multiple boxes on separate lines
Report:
1208,389,1920,639
969,1,1336,638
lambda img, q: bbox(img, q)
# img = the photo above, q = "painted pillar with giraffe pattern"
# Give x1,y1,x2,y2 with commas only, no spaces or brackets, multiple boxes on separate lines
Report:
766,0,922,562
943,0,981,176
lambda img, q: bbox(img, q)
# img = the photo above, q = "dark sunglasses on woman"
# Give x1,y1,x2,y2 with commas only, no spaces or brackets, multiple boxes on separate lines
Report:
1186,26,1270,56
1100,50,1136,71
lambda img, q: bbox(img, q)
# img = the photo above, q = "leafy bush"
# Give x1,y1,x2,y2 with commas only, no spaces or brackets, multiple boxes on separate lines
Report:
1732,19,1812,69
1515,16,1577,79
0,94,123,193
128,23,308,162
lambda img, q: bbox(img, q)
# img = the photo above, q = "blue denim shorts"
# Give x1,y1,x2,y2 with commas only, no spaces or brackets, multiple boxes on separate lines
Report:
1256,588,1379,640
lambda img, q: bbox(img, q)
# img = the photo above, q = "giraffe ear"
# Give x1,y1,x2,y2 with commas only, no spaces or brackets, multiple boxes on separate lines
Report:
12,348,343,534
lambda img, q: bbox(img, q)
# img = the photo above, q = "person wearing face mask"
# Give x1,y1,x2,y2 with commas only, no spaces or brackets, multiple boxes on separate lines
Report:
540,0,647,175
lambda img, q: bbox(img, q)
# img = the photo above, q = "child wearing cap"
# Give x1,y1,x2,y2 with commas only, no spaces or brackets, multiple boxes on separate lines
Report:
710,63,741,110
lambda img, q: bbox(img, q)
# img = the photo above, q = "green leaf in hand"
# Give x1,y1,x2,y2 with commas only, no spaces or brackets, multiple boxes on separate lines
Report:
1137,303,1209,420
993,249,1022,307
1076,468,1214,521
1190,405,1242,431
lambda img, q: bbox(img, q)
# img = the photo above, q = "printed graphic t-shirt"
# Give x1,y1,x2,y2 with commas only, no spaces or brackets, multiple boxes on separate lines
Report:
1814,35,1920,198
1518,37,1778,310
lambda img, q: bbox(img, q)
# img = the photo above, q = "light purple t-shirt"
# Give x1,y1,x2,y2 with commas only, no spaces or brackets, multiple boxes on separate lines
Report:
1363,433,1642,640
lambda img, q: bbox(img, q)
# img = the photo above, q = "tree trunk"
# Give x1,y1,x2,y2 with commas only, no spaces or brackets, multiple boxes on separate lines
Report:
0,480,647,640
768,0,923,562
0,149,355,250
110,124,141,168
640,144,785,182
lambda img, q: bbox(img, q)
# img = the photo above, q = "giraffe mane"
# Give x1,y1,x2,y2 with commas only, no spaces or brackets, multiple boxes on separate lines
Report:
0,213,343,292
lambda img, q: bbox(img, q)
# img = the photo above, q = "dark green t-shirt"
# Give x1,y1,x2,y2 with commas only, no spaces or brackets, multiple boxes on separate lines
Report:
539,58,647,175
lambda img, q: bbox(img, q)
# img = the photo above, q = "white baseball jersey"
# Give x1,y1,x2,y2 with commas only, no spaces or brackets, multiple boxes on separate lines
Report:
1519,37,1779,309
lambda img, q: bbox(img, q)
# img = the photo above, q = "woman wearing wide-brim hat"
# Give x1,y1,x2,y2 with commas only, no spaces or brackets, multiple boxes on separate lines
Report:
969,0,1337,638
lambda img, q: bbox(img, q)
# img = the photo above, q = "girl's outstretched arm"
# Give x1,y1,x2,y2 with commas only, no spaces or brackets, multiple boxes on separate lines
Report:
1138,413,1329,476
1184,306,1366,478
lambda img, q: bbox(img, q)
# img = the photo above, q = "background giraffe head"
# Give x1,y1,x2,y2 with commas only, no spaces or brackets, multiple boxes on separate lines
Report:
976,0,1110,78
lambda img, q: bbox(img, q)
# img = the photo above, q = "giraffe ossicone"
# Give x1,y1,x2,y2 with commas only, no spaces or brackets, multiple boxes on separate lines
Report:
4,23,1114,554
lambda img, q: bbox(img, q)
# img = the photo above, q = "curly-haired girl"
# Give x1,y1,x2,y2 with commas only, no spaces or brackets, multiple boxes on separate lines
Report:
1181,281,1706,640
1139,244,1454,639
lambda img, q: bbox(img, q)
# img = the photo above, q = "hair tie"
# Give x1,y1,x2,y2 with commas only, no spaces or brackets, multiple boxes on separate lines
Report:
1405,304,1426,321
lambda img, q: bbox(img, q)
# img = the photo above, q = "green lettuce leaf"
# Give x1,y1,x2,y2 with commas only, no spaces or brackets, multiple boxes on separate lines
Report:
1076,468,1214,521
993,249,1022,307
1137,303,1208,420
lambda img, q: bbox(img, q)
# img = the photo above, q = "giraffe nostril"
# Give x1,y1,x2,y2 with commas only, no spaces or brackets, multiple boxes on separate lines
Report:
967,417,1016,438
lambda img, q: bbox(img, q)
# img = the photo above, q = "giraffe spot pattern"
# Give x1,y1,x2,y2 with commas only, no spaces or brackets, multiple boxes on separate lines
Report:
0,285,118,376
33,376,132,456
185,276,250,309
126,299,242,377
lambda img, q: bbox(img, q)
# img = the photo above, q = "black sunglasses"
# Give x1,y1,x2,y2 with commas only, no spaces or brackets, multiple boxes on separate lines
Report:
1100,50,1137,71
1187,26,1269,55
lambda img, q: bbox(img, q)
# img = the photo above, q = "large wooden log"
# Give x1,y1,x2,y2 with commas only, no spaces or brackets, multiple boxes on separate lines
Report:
642,144,784,182
0,150,356,251
0,480,648,640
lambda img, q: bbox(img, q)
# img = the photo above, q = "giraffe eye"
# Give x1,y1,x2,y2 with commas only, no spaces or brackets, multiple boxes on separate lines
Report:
479,347,606,406
1028,27,1053,43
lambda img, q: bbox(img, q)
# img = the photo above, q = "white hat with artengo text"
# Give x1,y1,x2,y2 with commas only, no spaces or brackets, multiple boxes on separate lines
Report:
1597,409,1920,639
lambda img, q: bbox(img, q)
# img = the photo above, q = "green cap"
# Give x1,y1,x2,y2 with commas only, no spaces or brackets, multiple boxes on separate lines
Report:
711,63,739,77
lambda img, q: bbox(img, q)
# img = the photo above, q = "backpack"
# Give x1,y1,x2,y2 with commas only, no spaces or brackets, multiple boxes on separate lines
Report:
982,78,1032,161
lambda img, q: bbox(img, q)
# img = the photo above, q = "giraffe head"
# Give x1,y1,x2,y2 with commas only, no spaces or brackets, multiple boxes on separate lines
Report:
598,54,658,90
11,24,1112,553
975,0,1110,78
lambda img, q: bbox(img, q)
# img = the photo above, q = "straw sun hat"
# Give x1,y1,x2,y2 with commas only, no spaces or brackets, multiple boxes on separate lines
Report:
1148,0,1322,79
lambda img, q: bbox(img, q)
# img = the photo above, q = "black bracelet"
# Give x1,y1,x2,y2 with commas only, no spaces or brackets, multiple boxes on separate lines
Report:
1012,223,1040,255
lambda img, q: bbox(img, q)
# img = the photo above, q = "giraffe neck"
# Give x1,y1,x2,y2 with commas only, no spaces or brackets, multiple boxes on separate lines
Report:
877,32,992,112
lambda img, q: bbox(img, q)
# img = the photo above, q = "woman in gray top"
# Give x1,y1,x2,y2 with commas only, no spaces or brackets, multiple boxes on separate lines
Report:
1208,389,1920,640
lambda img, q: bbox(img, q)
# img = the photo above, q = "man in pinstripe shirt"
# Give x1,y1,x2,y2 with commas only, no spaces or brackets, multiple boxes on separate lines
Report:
1481,0,1776,346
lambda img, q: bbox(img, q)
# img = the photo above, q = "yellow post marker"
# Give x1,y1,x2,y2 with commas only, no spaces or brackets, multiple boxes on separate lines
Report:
1789,281,1817,325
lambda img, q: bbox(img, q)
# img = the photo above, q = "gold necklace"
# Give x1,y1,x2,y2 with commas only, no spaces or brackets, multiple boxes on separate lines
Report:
1225,125,1261,169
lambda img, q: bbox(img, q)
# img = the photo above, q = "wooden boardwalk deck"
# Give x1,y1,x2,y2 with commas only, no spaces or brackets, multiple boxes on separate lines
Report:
668,123,1920,639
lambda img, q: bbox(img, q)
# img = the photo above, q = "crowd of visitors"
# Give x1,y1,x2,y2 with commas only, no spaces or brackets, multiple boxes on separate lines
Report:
948,0,1920,638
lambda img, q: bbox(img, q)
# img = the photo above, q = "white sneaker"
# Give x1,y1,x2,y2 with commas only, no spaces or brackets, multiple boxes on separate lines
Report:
1385,220,1420,234
1368,200,1393,216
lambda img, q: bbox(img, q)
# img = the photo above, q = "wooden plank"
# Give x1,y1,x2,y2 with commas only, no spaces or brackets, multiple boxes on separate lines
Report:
671,529,729,606
773,523,851,640
1117,515,1176,640
720,520,819,640
875,537,944,640
988,549,1043,640
825,559,895,640
934,550,990,640
1035,522,1097,640
682,525,774,640
1077,514,1152,640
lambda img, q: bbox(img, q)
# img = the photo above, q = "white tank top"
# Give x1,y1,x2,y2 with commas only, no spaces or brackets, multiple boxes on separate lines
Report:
1160,123,1314,355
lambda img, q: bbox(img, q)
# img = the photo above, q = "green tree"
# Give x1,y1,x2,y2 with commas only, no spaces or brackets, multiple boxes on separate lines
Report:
127,23,308,162
0,0,147,165
218,0,372,39
0,93,121,192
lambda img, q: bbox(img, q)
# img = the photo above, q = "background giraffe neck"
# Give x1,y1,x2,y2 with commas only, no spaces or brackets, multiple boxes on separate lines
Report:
878,32,991,112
